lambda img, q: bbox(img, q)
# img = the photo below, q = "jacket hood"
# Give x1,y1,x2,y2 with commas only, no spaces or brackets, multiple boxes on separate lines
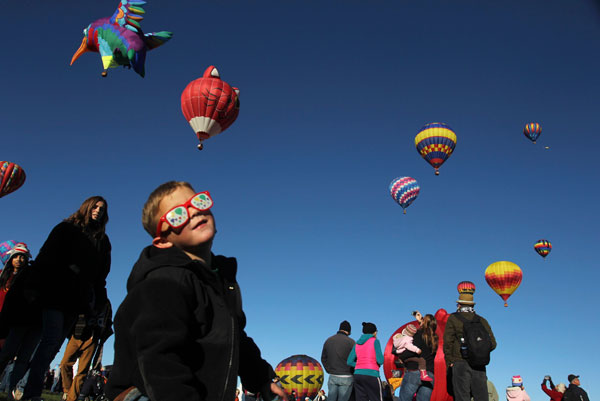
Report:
356,334,375,345
506,387,525,401
126,246,238,292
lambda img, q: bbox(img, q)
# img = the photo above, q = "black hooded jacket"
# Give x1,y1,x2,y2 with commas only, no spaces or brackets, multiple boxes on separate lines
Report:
105,246,274,401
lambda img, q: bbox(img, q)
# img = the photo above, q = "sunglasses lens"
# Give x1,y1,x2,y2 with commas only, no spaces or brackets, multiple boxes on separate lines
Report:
191,193,213,210
165,207,189,228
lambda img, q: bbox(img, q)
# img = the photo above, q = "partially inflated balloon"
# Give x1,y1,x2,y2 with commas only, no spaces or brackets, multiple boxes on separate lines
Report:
523,123,542,144
275,355,324,399
485,261,522,307
0,162,26,198
389,177,420,214
534,239,552,259
415,123,457,175
181,66,240,150
0,240,17,266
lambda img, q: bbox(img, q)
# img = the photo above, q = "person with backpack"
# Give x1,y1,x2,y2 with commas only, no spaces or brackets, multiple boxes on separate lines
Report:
443,283,496,401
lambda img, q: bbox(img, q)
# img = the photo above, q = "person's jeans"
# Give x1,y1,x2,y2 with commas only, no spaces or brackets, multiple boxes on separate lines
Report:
328,375,354,401
22,309,76,399
398,370,434,401
451,360,488,401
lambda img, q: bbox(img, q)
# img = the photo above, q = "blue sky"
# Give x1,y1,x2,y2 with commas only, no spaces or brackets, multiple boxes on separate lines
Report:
1,0,599,400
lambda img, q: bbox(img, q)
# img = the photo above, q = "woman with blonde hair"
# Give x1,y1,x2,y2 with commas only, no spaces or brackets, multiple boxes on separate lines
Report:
398,314,437,401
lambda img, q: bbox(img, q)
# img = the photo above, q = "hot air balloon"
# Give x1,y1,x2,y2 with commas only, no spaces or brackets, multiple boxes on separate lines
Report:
415,123,457,175
0,240,17,267
523,123,542,144
0,162,26,199
181,66,240,150
457,281,475,295
389,177,420,214
534,239,552,259
275,355,324,399
484,261,522,307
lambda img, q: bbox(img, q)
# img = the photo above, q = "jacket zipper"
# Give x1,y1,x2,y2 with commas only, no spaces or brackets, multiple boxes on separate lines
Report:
221,292,236,401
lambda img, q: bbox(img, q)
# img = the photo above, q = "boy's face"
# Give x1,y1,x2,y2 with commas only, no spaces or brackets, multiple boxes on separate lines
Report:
153,186,216,254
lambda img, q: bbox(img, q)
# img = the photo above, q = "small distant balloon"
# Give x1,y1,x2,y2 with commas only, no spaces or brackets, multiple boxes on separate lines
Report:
484,261,522,307
534,239,552,259
523,123,542,144
389,177,420,214
415,122,457,175
0,162,26,198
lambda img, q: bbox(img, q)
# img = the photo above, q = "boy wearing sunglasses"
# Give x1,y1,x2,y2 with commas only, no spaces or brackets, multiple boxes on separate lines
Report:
106,181,286,401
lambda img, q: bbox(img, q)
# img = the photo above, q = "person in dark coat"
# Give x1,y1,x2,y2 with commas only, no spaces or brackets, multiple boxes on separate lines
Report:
321,321,355,401
105,181,287,401
0,243,42,398
21,196,111,401
398,314,437,401
561,375,589,401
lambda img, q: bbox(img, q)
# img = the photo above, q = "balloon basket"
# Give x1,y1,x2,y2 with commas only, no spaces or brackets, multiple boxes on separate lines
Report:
435,170,439,176
403,210,406,215
101,71,107,77
197,143,204,151
504,303,508,307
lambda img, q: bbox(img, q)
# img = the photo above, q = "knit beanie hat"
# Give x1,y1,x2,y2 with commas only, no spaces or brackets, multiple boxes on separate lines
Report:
402,324,418,337
362,322,377,334
512,375,523,387
9,243,31,259
339,320,351,334
0,240,17,266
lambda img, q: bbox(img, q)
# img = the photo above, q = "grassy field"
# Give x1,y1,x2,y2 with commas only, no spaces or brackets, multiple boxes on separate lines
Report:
0,391,64,401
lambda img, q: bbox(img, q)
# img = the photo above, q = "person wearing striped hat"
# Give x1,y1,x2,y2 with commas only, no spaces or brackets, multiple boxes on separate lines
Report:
443,281,496,401
506,375,530,401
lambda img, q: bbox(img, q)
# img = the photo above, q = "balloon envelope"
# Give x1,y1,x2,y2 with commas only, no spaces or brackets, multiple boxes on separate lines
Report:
457,281,475,295
523,123,542,143
484,261,522,307
0,240,17,266
534,239,552,258
0,162,26,198
389,177,420,213
415,123,457,175
274,354,324,399
181,66,240,149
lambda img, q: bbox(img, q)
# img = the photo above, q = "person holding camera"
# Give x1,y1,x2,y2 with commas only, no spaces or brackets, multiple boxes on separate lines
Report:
541,375,565,401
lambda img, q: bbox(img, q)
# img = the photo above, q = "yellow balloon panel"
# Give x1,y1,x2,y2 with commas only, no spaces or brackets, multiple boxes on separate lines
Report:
275,355,324,399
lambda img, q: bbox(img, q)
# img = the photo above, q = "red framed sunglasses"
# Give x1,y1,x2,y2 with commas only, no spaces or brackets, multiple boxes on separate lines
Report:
155,191,213,238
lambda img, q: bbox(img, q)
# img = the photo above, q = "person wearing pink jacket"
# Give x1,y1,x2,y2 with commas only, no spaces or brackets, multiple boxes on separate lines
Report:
506,376,531,401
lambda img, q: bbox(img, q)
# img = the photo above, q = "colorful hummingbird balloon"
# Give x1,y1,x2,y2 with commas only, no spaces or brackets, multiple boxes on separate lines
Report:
485,261,522,307
0,162,26,199
415,123,457,175
70,0,172,77
181,66,240,150
534,239,552,259
389,177,420,214
523,123,542,144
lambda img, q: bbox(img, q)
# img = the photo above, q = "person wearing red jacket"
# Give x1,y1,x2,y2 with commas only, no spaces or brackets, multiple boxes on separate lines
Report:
541,376,565,401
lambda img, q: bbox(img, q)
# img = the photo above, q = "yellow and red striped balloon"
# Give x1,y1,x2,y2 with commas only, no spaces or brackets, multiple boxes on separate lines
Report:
484,261,522,307
275,354,324,399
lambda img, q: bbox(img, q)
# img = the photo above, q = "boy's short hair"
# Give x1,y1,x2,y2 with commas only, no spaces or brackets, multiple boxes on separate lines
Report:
142,181,195,237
